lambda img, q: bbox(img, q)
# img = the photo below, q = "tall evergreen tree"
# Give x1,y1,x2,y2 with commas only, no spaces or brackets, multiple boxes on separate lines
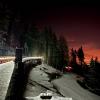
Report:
90,57,95,68
70,48,77,64
58,36,69,70
94,57,100,75
77,46,84,66
70,48,79,72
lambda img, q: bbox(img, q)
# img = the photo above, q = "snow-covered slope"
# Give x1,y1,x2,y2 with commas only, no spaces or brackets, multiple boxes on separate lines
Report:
24,64,62,98
25,90,72,100
52,74,100,100
24,64,100,100
0,57,99,100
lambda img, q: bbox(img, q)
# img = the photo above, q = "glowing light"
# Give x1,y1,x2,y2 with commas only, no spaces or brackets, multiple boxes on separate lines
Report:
0,56,15,64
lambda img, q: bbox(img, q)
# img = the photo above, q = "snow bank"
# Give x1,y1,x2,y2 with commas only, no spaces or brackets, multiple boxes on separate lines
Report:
25,90,72,100
37,64,62,74
24,62,100,100
24,64,62,98
52,74,100,100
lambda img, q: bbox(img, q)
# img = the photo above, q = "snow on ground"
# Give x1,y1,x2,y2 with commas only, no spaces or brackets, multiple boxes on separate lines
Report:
38,64,62,74
52,73,100,100
0,61,14,100
1,57,99,100
24,64,61,98
25,90,72,100
24,64,100,100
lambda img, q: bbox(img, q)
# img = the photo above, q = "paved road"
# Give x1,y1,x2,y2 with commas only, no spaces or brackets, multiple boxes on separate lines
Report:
0,61,14,100
24,64,100,100
0,62,100,100
52,73,100,100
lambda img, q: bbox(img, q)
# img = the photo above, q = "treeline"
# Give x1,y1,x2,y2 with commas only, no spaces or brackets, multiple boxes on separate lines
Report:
1,24,69,71
85,57,100,95
70,47,100,95
22,26,69,71
0,1,69,70
70,46,100,76
70,46,85,74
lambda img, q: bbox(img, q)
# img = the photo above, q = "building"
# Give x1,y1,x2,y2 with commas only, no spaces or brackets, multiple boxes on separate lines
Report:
0,31,15,56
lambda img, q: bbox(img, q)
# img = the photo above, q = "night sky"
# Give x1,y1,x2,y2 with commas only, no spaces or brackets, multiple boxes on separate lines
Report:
29,1,100,63
10,1,100,63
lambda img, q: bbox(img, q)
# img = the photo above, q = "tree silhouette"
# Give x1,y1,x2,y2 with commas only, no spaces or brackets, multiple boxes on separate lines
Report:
94,56,98,63
70,48,79,72
77,46,84,66
94,57,100,75
70,48,77,64
58,36,69,71
83,56,100,93
90,57,95,68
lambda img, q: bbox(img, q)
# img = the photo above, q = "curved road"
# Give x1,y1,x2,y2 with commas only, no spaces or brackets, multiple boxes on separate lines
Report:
0,62,100,100
52,73,100,100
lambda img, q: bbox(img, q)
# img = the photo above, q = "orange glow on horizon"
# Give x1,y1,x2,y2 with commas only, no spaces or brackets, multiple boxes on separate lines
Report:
68,42,100,64
84,49,100,64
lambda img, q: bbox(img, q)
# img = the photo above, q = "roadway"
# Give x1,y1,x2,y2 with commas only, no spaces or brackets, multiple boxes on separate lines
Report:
0,61,100,100
0,61,14,100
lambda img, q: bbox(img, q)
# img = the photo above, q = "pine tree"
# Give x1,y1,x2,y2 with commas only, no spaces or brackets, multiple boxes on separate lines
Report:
77,46,84,66
70,48,77,64
90,57,95,68
58,36,69,71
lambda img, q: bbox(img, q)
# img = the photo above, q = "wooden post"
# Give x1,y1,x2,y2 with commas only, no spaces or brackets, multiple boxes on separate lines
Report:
5,48,24,100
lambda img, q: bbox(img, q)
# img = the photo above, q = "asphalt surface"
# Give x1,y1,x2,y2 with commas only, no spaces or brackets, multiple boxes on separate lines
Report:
0,61,14,100
52,73,100,100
